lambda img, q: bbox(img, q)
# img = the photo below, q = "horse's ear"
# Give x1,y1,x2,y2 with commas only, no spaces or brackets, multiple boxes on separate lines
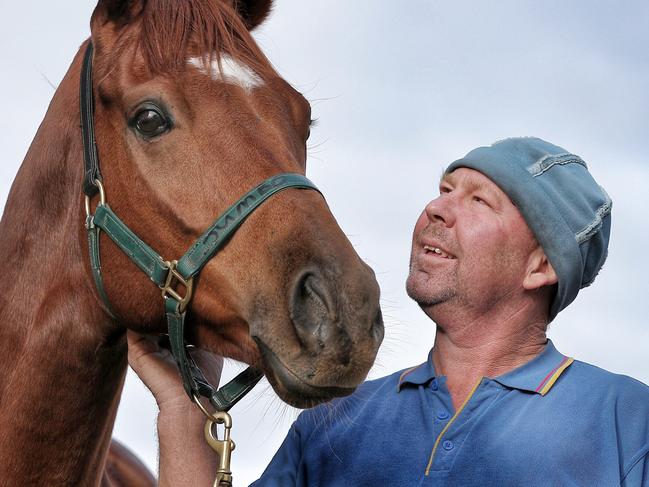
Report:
92,0,143,26
90,0,144,66
231,0,273,30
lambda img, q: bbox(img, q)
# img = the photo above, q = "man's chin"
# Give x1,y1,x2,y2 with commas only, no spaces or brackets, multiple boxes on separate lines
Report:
406,275,455,308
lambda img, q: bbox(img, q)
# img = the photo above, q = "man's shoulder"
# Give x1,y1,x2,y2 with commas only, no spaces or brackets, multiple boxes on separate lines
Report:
565,360,649,478
569,358,649,397
564,359,649,420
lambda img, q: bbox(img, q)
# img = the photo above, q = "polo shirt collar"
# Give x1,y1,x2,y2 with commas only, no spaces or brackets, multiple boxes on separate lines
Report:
493,339,574,396
397,339,573,396
397,348,436,390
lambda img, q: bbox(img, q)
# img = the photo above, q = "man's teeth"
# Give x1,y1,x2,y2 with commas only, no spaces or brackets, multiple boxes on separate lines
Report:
423,245,455,259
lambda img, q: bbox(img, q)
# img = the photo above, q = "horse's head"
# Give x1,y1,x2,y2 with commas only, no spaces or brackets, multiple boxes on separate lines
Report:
83,0,383,407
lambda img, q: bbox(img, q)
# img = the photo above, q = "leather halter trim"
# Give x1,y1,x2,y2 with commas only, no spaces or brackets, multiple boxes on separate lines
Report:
80,43,102,197
80,41,319,411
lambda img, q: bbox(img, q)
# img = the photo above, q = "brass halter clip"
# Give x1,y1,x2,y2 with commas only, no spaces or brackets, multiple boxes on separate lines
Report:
204,412,236,487
194,396,236,487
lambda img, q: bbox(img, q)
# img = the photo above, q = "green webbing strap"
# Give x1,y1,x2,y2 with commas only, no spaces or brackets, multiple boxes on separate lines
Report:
210,367,263,411
165,298,208,396
166,297,263,409
86,216,116,319
93,204,169,286
177,174,320,279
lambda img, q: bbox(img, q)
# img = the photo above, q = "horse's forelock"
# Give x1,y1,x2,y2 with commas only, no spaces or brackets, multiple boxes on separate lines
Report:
137,0,275,77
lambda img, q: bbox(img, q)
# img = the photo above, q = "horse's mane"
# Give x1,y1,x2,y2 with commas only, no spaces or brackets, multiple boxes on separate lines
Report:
136,0,275,76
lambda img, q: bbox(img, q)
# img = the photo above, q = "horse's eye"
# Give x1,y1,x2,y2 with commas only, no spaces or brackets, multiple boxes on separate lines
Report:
131,106,171,138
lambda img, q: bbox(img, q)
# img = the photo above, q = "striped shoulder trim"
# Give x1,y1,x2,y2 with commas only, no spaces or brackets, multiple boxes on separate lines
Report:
536,357,574,395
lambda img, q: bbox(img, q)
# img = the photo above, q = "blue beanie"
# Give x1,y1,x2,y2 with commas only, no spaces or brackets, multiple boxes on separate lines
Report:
445,137,612,321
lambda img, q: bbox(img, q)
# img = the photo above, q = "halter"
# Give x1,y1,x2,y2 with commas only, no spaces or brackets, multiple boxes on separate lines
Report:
80,42,319,484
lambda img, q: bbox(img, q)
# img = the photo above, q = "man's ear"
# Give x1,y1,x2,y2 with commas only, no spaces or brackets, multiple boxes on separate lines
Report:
230,0,273,30
523,246,558,290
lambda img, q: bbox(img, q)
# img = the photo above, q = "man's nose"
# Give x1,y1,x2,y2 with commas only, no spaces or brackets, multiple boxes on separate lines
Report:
424,195,455,228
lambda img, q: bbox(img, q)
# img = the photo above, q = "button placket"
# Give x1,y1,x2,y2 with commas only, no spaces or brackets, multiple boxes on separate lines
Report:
424,378,484,476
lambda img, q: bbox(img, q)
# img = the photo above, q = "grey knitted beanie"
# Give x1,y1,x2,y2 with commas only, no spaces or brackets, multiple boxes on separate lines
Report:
445,137,612,322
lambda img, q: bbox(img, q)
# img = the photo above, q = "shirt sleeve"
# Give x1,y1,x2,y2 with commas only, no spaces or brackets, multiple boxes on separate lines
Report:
249,420,305,486
622,447,649,487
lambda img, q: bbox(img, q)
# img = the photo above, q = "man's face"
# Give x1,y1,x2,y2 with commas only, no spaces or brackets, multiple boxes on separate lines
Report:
406,168,539,315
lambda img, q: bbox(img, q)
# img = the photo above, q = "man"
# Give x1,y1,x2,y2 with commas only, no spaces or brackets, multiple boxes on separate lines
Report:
130,137,649,486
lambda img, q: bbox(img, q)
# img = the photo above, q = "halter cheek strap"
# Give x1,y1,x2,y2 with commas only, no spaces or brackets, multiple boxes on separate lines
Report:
80,41,321,412
81,43,102,198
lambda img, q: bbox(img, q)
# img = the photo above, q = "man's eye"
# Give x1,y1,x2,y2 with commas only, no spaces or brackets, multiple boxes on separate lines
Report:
473,196,489,206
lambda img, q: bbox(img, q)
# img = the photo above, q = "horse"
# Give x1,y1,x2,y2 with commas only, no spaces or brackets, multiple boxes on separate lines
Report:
0,0,384,484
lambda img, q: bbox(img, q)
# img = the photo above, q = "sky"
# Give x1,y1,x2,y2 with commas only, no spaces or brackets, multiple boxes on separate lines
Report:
1,1,648,485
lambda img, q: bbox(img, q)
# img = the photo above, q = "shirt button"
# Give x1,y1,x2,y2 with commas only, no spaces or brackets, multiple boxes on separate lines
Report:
437,410,449,420
443,440,454,451
431,379,439,391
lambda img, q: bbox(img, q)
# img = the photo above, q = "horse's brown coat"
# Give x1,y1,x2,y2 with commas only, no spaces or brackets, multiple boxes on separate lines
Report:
0,0,383,484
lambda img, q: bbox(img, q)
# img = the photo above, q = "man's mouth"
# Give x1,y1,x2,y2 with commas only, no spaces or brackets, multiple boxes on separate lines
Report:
423,244,456,259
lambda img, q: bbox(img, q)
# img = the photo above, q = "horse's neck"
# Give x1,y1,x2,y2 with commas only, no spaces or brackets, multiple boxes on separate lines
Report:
0,45,127,486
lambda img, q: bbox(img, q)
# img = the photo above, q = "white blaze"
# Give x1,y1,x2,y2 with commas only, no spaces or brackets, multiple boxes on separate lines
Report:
188,54,263,91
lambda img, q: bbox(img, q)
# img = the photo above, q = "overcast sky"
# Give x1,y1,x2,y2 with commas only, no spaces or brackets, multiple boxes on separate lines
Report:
2,1,648,484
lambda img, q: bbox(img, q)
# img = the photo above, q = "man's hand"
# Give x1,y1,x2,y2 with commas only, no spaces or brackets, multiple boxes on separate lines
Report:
127,331,224,412
127,331,224,486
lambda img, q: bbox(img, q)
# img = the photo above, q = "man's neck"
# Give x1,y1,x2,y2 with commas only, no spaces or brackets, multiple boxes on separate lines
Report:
428,300,548,410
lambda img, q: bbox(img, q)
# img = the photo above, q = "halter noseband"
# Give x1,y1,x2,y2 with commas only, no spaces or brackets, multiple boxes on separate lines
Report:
80,42,320,412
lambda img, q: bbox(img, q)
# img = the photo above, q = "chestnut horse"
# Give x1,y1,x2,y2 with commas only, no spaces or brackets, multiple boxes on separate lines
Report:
0,0,384,485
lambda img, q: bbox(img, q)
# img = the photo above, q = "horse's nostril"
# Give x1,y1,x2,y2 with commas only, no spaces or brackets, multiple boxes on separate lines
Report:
290,271,334,354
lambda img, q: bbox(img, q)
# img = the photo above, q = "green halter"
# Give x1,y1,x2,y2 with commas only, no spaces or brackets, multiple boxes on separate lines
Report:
81,42,321,411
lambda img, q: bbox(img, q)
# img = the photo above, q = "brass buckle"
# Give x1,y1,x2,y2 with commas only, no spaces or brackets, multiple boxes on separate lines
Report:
160,260,194,312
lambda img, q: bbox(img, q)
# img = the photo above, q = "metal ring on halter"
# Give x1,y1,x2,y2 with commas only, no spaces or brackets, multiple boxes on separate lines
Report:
84,179,106,217
193,394,233,426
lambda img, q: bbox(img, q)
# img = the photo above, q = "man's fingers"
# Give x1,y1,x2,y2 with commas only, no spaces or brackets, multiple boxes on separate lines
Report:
126,331,224,408
127,331,176,373
127,331,189,406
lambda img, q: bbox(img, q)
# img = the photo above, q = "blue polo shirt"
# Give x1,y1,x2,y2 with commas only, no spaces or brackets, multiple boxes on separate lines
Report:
252,340,649,486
